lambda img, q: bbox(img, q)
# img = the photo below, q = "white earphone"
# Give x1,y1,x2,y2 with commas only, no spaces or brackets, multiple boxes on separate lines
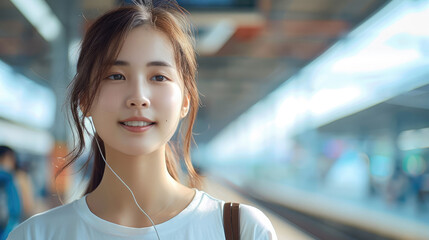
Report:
88,117,161,240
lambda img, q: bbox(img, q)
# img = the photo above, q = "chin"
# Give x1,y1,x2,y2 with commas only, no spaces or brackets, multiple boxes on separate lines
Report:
118,143,164,157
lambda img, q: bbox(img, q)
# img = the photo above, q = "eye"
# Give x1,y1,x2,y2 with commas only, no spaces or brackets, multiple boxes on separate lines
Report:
106,74,125,80
151,75,168,82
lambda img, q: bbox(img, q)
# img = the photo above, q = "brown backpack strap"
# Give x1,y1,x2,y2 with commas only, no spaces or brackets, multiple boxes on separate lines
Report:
223,202,240,240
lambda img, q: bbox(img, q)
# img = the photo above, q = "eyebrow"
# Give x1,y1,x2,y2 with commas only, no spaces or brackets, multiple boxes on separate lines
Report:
113,60,173,68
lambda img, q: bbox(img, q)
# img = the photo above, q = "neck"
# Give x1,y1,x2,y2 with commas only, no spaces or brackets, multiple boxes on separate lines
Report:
86,144,195,227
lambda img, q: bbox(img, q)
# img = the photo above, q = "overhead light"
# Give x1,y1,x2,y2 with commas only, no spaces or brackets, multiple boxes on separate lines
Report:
10,0,62,42
397,128,429,151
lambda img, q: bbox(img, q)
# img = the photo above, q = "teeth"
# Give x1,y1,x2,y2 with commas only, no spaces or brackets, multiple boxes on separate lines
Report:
122,121,152,127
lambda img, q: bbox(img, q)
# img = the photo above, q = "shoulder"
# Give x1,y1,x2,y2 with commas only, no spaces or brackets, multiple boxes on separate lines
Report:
7,200,77,239
238,204,278,240
195,190,277,239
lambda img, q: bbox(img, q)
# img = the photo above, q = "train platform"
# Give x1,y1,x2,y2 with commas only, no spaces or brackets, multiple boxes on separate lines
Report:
202,175,313,240
204,172,429,240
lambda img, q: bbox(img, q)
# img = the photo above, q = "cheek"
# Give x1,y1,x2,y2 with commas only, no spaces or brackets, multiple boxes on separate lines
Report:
89,85,123,136
154,84,183,122
91,85,122,114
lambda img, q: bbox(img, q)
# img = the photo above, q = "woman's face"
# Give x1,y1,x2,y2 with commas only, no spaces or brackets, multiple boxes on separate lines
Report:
88,26,189,156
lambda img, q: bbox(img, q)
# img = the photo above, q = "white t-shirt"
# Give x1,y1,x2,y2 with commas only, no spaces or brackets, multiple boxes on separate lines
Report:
7,189,277,239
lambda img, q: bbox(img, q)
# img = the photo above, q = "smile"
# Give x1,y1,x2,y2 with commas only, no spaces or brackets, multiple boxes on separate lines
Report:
121,121,154,127
119,121,155,133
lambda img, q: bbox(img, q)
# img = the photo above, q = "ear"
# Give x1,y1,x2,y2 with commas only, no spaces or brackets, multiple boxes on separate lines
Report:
180,94,190,118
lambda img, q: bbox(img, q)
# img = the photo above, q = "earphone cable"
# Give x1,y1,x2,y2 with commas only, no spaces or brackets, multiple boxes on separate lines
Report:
89,118,161,240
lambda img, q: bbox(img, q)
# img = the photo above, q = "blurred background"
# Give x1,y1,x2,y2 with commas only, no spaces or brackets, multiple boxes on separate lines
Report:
1,0,429,239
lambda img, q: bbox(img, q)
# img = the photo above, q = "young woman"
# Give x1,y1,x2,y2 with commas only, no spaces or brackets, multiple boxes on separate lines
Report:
7,1,277,239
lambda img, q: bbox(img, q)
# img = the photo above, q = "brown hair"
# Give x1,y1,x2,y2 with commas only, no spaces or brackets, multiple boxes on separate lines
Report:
58,1,202,196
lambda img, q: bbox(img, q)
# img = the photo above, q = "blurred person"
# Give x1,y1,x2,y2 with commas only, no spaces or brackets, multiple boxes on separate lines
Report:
0,147,36,218
0,146,35,239
385,164,410,205
7,1,277,240
418,173,429,212
0,168,19,240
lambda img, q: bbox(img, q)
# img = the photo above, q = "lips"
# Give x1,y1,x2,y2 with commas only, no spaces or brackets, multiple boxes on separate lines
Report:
119,116,156,133
119,116,155,123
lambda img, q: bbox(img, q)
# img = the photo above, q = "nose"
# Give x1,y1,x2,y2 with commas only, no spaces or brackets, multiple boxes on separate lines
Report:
126,76,151,109
126,96,150,109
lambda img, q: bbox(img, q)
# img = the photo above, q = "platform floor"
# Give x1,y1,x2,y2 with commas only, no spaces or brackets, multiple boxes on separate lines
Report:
202,176,314,240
